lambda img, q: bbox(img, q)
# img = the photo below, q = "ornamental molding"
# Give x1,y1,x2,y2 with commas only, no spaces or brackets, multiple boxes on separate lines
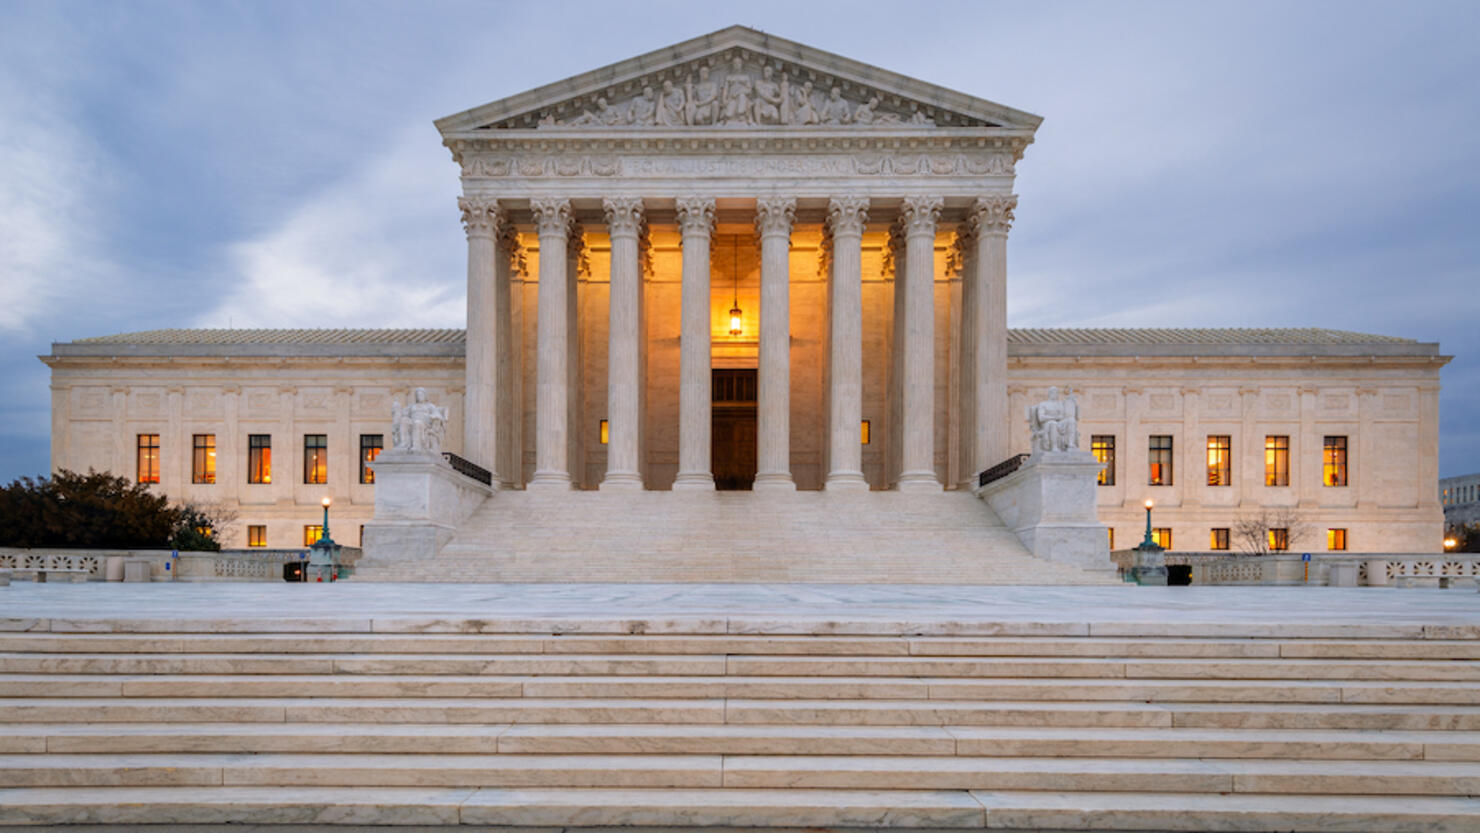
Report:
675,197,716,238
825,196,869,238
900,196,944,237
530,197,574,239
602,197,645,238
969,193,1018,236
754,197,797,238
455,146,1020,180
458,195,503,239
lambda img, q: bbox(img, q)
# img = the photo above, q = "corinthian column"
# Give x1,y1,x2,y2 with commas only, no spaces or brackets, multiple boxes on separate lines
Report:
674,197,716,490
897,196,943,491
529,197,574,490
460,195,502,483
825,196,870,491
968,194,1016,476
754,197,796,491
601,197,645,490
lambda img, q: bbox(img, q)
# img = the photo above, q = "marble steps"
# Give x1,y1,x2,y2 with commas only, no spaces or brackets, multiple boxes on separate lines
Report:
5,722,1479,760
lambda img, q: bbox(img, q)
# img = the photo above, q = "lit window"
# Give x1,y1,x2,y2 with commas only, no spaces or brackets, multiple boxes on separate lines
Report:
1152,527,1172,549
861,420,871,445
192,434,216,484
599,419,610,444
247,525,266,548
1323,436,1348,487
1265,435,1289,486
1091,435,1115,486
136,434,160,484
1328,528,1347,551
248,435,272,484
304,525,324,547
304,434,328,485
1148,436,1173,486
360,434,383,484
1210,528,1230,551
1268,527,1290,551
1107,528,1114,549
1206,436,1231,486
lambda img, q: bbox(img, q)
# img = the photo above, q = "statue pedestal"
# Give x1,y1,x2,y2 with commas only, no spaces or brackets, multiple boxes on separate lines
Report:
975,451,1113,573
360,450,493,565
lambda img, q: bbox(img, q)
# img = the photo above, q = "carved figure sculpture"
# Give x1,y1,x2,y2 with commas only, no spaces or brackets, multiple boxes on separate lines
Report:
657,79,686,127
568,97,621,127
753,65,783,124
391,387,450,454
628,86,657,126
792,80,818,125
690,66,720,126
821,86,852,125
1027,387,1081,453
721,56,753,125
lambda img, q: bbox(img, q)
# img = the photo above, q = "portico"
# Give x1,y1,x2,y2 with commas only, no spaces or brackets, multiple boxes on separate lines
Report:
441,27,1038,493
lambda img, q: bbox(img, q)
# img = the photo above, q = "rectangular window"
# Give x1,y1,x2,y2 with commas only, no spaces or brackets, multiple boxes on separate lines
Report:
1265,435,1290,486
303,434,328,485
1323,435,1348,487
1107,528,1114,550
192,434,216,484
1148,435,1173,486
247,525,266,548
136,434,160,484
861,420,871,445
1152,527,1172,549
1328,528,1347,551
1210,528,1230,551
248,435,272,484
1091,435,1115,486
360,434,383,484
599,419,610,444
1206,435,1231,486
304,525,323,547
1268,527,1290,551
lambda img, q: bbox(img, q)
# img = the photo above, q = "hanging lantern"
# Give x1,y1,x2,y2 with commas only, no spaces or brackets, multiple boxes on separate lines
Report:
728,238,743,337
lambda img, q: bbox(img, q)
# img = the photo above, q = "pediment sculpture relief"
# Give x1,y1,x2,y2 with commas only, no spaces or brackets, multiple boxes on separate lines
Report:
524,55,957,130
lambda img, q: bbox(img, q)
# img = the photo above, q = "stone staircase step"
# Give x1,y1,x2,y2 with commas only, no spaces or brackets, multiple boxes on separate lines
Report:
0,697,726,724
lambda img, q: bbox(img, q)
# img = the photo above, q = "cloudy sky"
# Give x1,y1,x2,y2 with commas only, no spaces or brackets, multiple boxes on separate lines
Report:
1,0,1477,482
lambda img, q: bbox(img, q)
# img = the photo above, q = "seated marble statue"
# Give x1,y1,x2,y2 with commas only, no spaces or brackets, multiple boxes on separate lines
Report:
1027,386,1080,453
391,387,449,453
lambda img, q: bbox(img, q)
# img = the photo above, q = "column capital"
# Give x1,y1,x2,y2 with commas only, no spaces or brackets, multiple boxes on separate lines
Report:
900,196,944,238
675,196,716,238
969,194,1018,236
530,197,573,239
459,196,503,239
826,196,869,238
602,197,645,238
754,196,797,239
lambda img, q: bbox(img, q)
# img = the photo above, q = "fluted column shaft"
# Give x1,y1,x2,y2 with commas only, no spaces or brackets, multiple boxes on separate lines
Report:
754,197,796,491
460,196,501,483
897,196,943,491
825,197,870,491
529,198,574,490
674,197,716,490
970,195,1016,476
601,198,644,490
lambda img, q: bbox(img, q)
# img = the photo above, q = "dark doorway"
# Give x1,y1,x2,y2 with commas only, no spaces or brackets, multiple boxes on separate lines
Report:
712,369,757,491
1167,564,1192,586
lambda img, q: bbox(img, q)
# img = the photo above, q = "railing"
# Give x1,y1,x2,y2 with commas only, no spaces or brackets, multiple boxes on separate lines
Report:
442,452,493,486
978,453,1031,488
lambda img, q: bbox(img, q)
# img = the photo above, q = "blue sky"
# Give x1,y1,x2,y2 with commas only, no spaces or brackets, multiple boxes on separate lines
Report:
1,0,1477,481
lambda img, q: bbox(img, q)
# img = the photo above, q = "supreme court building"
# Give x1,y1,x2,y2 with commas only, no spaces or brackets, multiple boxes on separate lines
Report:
42,27,1448,566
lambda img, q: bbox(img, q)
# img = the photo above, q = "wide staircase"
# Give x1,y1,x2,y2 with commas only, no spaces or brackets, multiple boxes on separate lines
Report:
2,617,1479,828
360,490,1113,584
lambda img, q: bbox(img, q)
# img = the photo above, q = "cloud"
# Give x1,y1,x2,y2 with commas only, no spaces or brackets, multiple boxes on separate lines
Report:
198,127,465,330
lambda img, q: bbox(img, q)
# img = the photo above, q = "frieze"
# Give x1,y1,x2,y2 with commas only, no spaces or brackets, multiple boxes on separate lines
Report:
462,151,1016,181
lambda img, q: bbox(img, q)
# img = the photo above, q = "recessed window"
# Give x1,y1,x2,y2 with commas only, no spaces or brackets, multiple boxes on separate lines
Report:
1091,435,1115,486
1268,527,1290,551
1206,436,1231,487
1323,436,1348,487
360,434,383,484
304,525,323,547
861,420,871,445
1152,527,1172,549
600,420,610,445
248,435,272,484
247,525,266,548
1210,528,1230,551
1107,528,1114,550
1148,435,1173,486
303,434,328,485
1327,528,1347,551
192,434,216,484
136,434,160,484
1265,435,1289,486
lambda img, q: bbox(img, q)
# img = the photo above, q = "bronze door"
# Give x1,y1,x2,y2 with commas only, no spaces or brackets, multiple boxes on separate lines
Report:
712,369,757,491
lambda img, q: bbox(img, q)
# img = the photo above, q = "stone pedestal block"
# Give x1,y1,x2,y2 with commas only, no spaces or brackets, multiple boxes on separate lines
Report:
975,451,1112,573
361,450,493,565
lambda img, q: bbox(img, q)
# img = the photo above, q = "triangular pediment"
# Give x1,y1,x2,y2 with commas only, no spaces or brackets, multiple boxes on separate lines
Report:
436,26,1041,135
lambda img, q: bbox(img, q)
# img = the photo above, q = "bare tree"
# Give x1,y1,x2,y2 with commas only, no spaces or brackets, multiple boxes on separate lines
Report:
1233,508,1313,555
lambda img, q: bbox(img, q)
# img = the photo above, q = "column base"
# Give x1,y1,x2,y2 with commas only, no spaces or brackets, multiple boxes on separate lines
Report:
752,472,796,491
599,472,644,491
824,471,870,492
894,471,942,493
527,471,575,492
672,472,715,491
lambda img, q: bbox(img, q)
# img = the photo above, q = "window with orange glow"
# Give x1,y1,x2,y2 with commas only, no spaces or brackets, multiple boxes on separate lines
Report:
304,525,323,547
1206,435,1231,486
192,434,216,484
1265,435,1289,486
360,434,382,484
248,435,271,484
1323,436,1348,487
136,434,160,484
1148,435,1173,486
303,434,327,485
1091,435,1115,485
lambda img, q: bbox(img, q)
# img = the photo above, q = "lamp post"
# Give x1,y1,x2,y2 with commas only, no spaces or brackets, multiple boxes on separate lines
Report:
1139,498,1159,550
308,496,341,581
1445,537,1458,552
1130,497,1167,586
